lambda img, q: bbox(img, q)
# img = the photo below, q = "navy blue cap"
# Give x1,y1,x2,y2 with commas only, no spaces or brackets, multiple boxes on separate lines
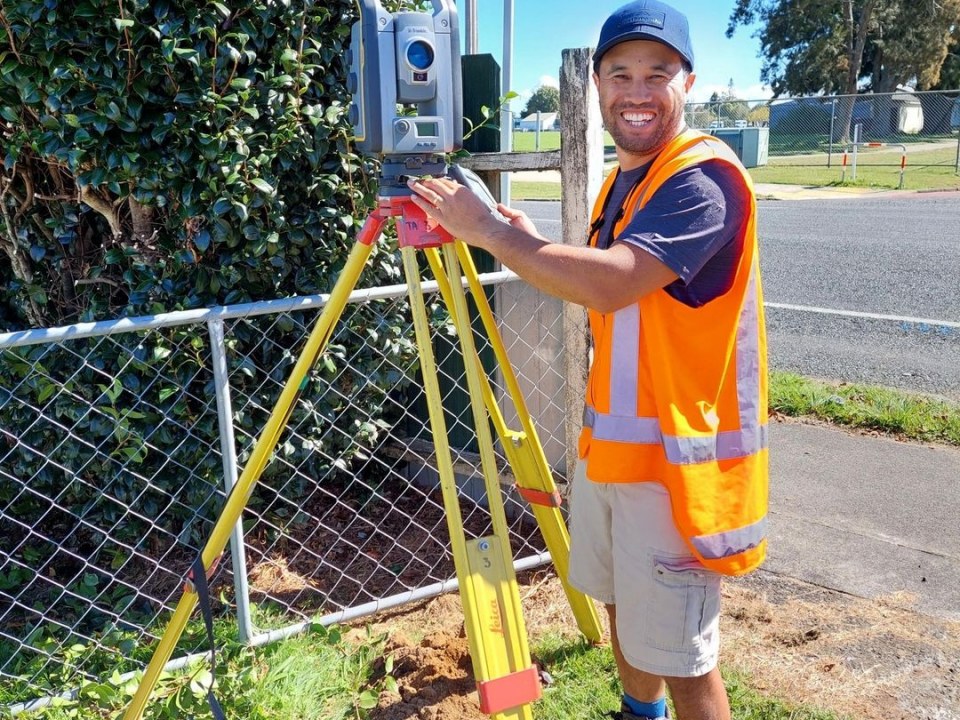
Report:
594,0,694,71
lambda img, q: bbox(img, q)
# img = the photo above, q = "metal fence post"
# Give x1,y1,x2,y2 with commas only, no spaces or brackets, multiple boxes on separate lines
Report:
207,317,254,643
828,99,836,168
852,123,862,181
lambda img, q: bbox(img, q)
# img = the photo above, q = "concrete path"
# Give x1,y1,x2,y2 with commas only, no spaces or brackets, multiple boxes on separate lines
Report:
767,420,960,621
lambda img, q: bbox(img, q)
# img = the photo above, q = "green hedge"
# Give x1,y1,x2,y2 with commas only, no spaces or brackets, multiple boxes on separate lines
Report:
0,0,401,323
0,0,425,632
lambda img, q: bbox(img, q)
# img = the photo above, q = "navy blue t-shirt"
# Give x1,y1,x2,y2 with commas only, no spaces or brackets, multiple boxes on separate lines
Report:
595,159,750,308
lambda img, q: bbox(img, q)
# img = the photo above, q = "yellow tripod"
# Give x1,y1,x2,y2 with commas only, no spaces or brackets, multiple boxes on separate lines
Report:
123,184,602,720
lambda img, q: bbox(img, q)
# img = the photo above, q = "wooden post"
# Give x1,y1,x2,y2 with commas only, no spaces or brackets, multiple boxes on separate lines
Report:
560,48,604,482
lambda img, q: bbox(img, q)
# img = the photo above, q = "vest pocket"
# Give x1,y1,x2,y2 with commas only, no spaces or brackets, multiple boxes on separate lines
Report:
643,552,721,653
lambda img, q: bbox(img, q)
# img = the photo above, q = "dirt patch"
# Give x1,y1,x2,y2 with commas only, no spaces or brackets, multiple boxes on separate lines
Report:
353,569,960,720
722,572,960,720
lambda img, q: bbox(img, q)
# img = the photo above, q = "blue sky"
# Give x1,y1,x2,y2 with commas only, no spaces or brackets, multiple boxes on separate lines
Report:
455,0,771,110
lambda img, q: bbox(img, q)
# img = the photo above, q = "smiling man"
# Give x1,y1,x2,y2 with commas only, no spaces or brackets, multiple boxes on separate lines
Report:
407,2,769,719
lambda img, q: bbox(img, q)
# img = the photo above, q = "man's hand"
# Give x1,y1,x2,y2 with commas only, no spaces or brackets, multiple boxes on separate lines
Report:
494,203,544,239
406,177,537,248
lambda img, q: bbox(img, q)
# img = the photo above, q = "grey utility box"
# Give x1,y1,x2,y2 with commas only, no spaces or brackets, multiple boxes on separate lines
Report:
710,127,769,168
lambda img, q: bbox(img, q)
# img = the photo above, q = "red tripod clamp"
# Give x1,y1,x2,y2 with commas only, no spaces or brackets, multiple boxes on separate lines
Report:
377,194,454,249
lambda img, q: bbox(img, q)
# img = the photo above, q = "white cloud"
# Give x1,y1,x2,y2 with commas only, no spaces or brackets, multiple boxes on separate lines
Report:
538,75,559,89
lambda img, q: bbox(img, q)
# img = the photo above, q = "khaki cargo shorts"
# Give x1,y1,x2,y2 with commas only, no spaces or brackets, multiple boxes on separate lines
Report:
567,460,722,678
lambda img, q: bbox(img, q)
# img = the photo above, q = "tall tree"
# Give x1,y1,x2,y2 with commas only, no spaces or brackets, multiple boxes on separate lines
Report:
727,0,959,140
523,85,560,116
862,0,960,91
933,25,960,90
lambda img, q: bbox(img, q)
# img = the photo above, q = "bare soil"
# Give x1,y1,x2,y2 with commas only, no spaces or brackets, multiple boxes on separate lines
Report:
352,569,960,720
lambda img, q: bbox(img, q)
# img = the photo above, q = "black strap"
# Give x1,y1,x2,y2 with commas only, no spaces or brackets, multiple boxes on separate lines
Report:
588,168,620,241
191,554,227,720
589,167,648,249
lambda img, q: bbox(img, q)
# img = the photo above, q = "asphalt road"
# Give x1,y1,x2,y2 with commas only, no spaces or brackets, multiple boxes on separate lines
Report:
515,196,960,401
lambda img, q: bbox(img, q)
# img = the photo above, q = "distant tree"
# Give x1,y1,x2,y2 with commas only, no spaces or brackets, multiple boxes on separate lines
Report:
934,27,960,90
726,0,960,140
861,1,960,92
523,86,560,116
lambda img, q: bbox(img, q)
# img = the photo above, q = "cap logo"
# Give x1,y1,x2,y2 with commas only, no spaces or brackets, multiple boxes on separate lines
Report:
624,10,665,29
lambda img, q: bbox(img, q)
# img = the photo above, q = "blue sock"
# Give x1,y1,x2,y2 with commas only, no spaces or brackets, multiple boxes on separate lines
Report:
623,693,667,719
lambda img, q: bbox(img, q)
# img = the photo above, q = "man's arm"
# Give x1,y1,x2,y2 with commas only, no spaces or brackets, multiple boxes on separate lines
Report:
407,177,677,313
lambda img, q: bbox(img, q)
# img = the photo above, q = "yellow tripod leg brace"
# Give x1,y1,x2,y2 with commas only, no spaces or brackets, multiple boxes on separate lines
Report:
424,245,602,644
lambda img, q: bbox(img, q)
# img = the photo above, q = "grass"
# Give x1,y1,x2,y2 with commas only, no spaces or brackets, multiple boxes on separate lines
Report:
532,633,846,720
511,130,561,152
751,143,960,191
17,621,847,720
5,621,391,720
508,134,960,199
770,370,960,446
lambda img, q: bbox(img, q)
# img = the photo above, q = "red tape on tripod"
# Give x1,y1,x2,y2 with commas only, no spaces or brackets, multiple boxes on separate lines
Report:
515,485,562,508
477,666,542,714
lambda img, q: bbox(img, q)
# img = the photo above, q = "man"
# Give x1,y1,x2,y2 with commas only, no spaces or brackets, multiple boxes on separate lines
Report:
407,2,769,718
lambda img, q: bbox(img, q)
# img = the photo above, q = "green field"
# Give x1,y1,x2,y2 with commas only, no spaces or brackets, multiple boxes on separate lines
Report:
511,129,561,152
751,142,960,191
510,136,960,199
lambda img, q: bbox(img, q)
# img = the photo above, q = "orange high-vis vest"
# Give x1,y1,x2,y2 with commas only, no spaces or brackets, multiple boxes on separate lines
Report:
578,129,769,576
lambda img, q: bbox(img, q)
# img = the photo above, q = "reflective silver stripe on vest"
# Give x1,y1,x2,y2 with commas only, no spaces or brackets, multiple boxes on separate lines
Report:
736,264,763,434
691,516,767,560
609,304,640,417
582,406,660,443
582,407,768,463
585,261,767,466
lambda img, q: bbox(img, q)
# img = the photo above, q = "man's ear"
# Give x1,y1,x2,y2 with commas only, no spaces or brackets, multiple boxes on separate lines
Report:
685,71,696,93
592,71,600,90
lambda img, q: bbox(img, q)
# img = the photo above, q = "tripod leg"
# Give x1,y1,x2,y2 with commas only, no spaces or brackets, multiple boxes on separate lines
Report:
402,246,537,720
429,243,603,643
123,224,382,720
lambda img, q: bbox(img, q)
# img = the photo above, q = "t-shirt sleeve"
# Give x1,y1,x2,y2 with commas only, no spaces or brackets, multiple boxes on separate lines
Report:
613,160,749,300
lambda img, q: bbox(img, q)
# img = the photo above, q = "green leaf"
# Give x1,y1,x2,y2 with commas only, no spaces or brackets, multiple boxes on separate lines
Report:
250,178,274,194
37,383,57,404
113,18,134,30
358,690,378,709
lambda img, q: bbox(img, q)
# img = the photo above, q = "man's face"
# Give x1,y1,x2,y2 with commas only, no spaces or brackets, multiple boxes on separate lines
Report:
593,39,695,170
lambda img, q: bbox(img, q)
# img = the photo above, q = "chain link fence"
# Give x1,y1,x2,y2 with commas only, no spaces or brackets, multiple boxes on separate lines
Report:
685,89,960,172
0,270,567,713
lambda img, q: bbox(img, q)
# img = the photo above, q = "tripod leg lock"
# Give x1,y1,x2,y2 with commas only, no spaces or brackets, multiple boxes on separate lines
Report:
515,485,563,508
477,665,542,715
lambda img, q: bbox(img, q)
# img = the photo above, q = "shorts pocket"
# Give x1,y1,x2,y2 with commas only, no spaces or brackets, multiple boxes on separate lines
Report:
643,552,721,653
